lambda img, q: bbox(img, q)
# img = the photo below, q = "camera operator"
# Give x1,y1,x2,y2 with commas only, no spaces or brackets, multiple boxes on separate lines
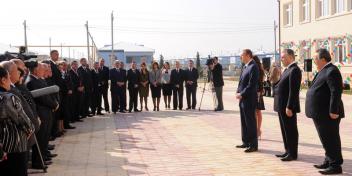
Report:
211,57,224,111
0,65,35,176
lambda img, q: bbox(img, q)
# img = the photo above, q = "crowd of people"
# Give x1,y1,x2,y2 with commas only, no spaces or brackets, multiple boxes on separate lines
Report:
0,47,345,175
0,49,226,175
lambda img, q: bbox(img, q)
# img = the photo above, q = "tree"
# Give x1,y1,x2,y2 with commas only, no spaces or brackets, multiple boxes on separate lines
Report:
196,51,203,78
196,51,201,70
159,54,164,69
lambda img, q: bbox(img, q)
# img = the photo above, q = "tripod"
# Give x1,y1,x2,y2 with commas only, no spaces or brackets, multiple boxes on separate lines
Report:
198,68,216,111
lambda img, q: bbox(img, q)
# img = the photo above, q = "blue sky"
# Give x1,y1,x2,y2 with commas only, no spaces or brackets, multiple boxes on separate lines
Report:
0,0,278,59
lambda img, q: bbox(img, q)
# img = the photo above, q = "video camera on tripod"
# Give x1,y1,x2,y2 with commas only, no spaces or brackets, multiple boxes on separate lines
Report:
0,46,37,62
198,58,217,111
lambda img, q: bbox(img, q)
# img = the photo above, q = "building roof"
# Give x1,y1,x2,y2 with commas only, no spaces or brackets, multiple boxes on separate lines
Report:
99,42,155,53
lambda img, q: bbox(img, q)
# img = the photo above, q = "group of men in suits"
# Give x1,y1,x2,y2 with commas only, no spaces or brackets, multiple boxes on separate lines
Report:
236,48,345,175
18,50,111,170
169,60,199,110
109,59,199,112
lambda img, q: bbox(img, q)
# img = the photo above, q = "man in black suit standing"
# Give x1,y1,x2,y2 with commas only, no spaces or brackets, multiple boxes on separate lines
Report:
98,58,110,114
274,49,302,161
69,61,83,122
235,49,259,153
78,58,93,118
91,62,101,115
26,62,59,169
170,61,185,110
185,60,198,110
306,48,344,175
212,57,224,111
127,61,141,112
120,62,128,111
110,60,127,113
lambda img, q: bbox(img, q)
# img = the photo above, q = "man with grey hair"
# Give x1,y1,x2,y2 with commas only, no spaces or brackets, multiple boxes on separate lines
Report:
274,49,301,161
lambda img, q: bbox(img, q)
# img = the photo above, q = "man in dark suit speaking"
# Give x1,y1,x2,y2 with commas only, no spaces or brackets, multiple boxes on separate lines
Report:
274,49,302,162
235,49,259,153
306,48,345,175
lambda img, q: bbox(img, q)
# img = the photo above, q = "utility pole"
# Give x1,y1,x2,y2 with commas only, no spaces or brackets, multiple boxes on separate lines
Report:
111,11,114,68
68,47,71,62
274,20,278,63
49,37,52,53
278,0,281,67
60,43,63,60
23,20,28,54
86,21,90,62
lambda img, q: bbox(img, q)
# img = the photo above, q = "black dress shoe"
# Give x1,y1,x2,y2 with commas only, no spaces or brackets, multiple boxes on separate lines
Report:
314,163,329,169
186,107,191,110
275,153,288,158
281,155,297,161
64,125,76,129
119,111,126,113
236,144,249,148
44,161,53,165
319,166,342,175
97,112,104,115
32,164,48,170
88,114,93,117
44,157,52,161
48,144,55,150
134,109,141,112
47,153,58,158
76,119,84,122
244,147,258,153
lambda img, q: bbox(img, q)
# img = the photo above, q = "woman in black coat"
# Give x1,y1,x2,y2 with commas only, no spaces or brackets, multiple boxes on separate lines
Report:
0,66,34,176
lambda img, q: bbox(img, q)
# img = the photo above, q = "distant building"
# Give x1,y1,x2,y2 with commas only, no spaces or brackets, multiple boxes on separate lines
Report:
280,0,352,79
99,42,155,68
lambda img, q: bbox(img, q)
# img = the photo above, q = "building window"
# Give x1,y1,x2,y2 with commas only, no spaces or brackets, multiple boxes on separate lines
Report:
333,0,345,14
317,0,330,18
333,39,347,63
284,3,293,26
301,0,311,22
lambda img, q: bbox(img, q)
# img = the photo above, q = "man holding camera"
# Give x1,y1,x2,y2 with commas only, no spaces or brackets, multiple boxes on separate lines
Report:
212,57,224,111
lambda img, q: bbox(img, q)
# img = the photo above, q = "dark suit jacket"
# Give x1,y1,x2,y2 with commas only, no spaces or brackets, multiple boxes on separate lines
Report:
184,68,199,88
110,68,127,92
305,63,345,119
274,63,302,113
127,69,140,90
77,66,93,93
69,69,81,93
212,63,224,87
170,69,185,87
237,60,259,107
91,69,100,92
98,66,109,88
25,75,59,119
49,60,65,91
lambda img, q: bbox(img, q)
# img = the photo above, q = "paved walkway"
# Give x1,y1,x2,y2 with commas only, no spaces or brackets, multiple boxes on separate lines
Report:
30,81,352,176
